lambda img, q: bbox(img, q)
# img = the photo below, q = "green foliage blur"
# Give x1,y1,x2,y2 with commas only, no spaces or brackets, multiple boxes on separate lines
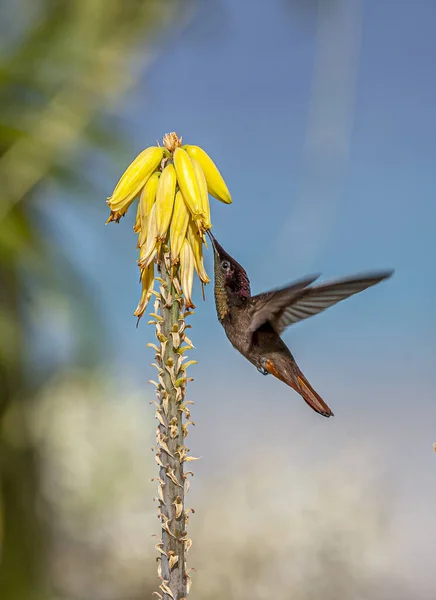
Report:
0,2,187,598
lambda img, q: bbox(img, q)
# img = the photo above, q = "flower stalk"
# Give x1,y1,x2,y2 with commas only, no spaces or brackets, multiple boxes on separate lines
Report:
150,251,195,600
105,132,231,599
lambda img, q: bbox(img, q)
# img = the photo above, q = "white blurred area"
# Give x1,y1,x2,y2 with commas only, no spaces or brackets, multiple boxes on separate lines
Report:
6,370,426,600
27,372,156,599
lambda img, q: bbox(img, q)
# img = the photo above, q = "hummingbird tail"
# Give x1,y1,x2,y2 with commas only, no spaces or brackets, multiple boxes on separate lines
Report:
264,358,334,418
294,369,334,418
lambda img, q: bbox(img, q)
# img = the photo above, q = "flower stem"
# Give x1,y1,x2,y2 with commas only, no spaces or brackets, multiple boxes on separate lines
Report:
153,251,193,600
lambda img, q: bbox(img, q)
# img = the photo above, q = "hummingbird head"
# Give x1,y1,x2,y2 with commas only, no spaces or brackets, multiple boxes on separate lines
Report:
207,231,251,321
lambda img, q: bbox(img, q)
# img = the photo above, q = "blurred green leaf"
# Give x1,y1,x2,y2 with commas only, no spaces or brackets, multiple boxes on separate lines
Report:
0,1,193,598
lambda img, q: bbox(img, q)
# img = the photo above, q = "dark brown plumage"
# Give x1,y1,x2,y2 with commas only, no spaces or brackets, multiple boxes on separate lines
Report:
208,231,393,418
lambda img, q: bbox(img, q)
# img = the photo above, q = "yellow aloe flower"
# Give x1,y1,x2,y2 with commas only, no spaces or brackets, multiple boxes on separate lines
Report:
134,261,155,320
138,203,157,269
184,144,231,204
106,132,232,314
187,218,210,284
133,202,141,234
179,237,195,309
155,163,177,241
173,147,203,217
139,172,160,219
106,146,164,222
170,190,190,261
190,157,211,231
138,171,160,247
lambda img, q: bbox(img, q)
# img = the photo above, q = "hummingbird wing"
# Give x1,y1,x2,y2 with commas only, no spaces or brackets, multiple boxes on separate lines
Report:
248,274,321,332
249,271,393,335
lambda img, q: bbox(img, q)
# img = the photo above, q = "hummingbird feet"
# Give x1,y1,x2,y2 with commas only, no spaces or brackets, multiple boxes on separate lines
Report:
257,357,269,376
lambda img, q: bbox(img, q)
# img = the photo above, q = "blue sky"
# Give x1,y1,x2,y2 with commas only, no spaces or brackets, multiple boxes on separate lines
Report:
46,0,436,416
82,0,436,382
47,2,436,593
49,0,436,436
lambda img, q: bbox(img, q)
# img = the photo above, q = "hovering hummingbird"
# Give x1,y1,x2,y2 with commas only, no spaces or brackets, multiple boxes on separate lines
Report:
208,232,393,418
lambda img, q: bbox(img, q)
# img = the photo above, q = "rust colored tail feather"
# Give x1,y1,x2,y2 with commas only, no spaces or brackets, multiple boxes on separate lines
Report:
264,358,334,418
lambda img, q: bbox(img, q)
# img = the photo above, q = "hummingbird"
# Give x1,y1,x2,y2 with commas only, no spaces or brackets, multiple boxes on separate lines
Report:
208,232,393,418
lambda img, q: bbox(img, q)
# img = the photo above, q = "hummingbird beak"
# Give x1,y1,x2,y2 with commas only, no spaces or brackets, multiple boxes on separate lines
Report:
206,229,216,244
206,230,219,255
206,231,247,275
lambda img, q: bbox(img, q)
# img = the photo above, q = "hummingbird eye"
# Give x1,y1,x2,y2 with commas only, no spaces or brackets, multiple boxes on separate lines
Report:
221,260,230,271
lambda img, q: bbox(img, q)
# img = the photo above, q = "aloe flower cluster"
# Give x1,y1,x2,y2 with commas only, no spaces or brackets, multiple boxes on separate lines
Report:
106,132,231,600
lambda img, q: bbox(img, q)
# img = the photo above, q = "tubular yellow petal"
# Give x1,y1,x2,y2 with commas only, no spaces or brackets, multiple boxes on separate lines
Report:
170,190,190,261
107,146,164,216
134,262,155,320
187,219,210,284
138,173,160,247
173,147,202,216
180,238,195,309
133,202,141,234
155,164,176,240
190,157,212,231
139,171,160,219
138,203,157,269
138,214,148,248
183,144,232,204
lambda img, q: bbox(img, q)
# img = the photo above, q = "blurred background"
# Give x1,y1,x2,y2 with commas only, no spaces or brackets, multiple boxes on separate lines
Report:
1,1,435,599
